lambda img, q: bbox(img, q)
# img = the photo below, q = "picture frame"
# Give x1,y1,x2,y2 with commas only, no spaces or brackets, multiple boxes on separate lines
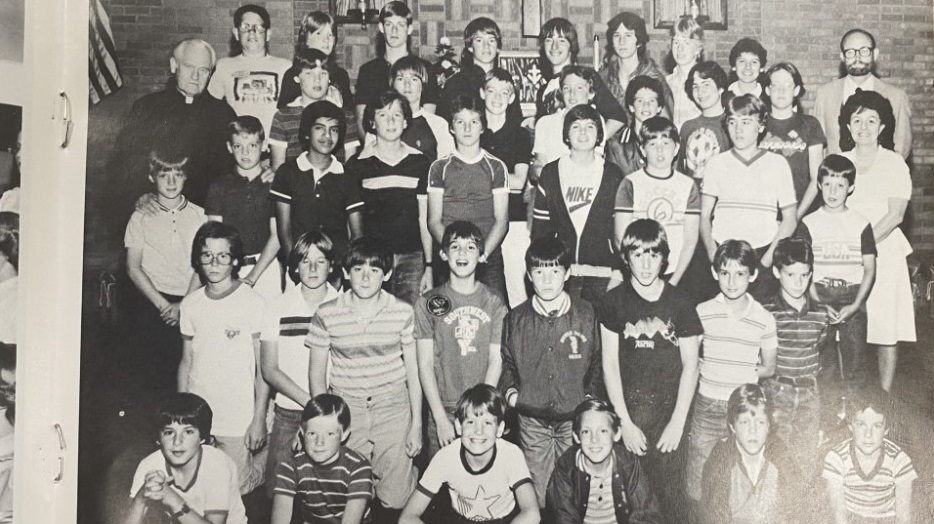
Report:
654,0,728,31
521,0,543,38
330,0,394,25
498,51,545,117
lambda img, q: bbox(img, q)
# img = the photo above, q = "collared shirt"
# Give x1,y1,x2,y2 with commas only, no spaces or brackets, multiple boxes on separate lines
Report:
205,172,274,255
762,293,829,379
124,198,206,296
269,100,307,163
842,75,875,109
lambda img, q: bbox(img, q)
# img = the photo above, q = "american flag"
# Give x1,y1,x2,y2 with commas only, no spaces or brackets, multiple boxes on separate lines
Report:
88,0,122,104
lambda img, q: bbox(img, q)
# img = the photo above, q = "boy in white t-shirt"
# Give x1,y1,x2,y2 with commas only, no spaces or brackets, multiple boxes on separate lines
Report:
178,221,269,495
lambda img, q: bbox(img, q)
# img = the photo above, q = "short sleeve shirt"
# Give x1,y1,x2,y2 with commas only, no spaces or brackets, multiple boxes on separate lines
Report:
274,448,374,524
179,283,265,436
413,282,507,408
207,53,293,136
124,199,206,296
268,102,305,163
482,118,533,222
427,151,509,238
417,440,533,522
822,438,917,520
678,114,731,180
702,150,797,249
204,173,274,255
800,208,876,285
843,148,913,256
130,446,247,524
760,113,826,205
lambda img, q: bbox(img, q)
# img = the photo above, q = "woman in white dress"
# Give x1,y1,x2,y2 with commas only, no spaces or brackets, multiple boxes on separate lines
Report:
838,89,915,392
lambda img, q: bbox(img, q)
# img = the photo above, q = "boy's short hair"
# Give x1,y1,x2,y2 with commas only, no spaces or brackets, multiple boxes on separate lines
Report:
234,4,270,29
562,104,604,147
148,141,189,177
299,100,345,152
817,154,856,186
526,236,572,271
559,65,598,104
302,393,351,431
344,236,393,273
729,37,767,67
639,116,680,145
772,237,813,271
448,93,487,131
712,239,757,274
441,221,484,252
390,55,429,86
727,383,772,427
684,61,727,104
726,93,767,124
539,18,579,72
191,221,245,278
572,398,621,436
363,91,413,136
846,384,893,426
288,230,336,284
158,392,213,439
298,11,337,55
454,384,506,425
227,115,265,144
295,48,332,74
671,14,704,41
483,68,516,93
621,219,670,275
0,212,19,272
606,12,648,62
625,75,666,111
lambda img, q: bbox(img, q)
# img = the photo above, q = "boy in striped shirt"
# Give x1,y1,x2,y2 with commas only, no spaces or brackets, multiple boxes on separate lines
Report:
762,237,829,475
823,386,916,524
306,236,422,520
684,239,777,507
272,394,373,524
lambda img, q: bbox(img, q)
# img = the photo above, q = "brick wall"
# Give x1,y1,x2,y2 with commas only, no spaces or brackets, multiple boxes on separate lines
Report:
97,0,934,252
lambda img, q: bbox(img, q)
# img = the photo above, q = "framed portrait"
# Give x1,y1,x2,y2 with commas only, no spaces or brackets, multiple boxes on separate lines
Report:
654,0,727,31
498,51,545,117
330,0,396,25
521,0,543,38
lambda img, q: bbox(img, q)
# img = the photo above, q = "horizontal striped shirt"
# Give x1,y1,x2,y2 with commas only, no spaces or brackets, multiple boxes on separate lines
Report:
762,294,829,379
275,447,373,524
305,290,414,399
697,294,777,401
822,438,916,520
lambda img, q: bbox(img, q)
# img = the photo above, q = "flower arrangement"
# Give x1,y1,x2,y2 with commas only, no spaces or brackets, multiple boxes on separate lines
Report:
432,36,460,89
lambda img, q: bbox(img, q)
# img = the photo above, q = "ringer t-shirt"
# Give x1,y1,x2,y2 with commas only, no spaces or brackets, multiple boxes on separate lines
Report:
799,208,876,286
427,150,509,238
274,447,373,524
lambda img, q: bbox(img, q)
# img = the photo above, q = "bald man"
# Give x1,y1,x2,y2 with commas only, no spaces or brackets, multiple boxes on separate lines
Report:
107,38,237,226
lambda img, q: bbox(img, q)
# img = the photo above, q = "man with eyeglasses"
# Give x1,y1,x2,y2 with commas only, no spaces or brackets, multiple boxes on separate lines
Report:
812,28,912,158
108,38,236,226
208,5,292,138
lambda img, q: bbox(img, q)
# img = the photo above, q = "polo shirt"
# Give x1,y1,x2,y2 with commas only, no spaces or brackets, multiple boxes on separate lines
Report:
305,290,415,400
275,447,373,524
269,101,306,163
204,172,274,255
427,150,509,238
696,294,777,401
346,143,430,254
761,294,829,379
269,153,363,255
355,56,439,110
124,198,206,296
482,117,532,222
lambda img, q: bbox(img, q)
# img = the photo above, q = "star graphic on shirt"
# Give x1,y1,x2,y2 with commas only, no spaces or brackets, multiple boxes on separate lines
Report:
456,485,501,520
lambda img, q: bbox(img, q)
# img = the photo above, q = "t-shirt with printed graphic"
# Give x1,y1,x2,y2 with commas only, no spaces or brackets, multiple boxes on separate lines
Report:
678,113,730,181
614,169,700,274
417,440,532,522
596,281,703,427
760,113,826,207
208,54,292,137
414,282,507,409
559,156,604,243
799,207,877,286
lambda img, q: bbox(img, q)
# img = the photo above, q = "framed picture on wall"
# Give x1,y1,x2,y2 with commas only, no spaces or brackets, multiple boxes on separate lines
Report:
499,51,545,117
654,0,727,30
521,0,543,38
330,0,397,25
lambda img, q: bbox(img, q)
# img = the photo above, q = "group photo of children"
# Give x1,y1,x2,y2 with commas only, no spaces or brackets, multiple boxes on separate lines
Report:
77,1,933,523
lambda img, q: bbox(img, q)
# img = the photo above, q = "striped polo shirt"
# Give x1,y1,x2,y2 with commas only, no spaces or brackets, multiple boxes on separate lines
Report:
762,294,829,379
275,447,373,524
697,293,778,401
305,290,414,399
822,438,917,520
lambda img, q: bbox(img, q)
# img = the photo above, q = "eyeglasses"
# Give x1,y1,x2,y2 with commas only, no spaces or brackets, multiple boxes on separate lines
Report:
239,23,267,34
199,252,234,266
843,47,873,59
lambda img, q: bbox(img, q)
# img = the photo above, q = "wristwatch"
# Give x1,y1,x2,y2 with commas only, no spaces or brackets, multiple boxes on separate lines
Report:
173,503,191,519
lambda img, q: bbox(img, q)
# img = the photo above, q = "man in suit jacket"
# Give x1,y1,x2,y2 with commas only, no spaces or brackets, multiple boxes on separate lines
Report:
812,28,912,159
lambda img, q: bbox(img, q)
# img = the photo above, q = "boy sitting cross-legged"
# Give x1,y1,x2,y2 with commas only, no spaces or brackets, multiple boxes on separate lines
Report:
546,398,662,524
306,236,423,521
178,221,269,495
415,221,507,457
271,394,374,524
399,384,540,524
500,236,604,508
125,393,247,524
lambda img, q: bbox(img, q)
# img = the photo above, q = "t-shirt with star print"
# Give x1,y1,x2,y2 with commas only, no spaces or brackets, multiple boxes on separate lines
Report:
416,440,532,522
759,113,826,209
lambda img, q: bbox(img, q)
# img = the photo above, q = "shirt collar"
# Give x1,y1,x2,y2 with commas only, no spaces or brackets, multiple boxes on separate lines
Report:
357,141,422,162
287,97,306,107
336,288,393,314
714,292,755,318
772,291,813,315
451,148,486,164
296,153,344,176
155,196,189,213
844,74,875,99
532,292,571,317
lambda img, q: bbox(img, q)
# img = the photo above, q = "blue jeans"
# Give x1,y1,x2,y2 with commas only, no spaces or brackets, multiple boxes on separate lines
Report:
265,405,302,498
763,378,821,476
685,394,729,501
425,407,456,459
477,246,507,302
517,415,574,508
388,251,425,306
